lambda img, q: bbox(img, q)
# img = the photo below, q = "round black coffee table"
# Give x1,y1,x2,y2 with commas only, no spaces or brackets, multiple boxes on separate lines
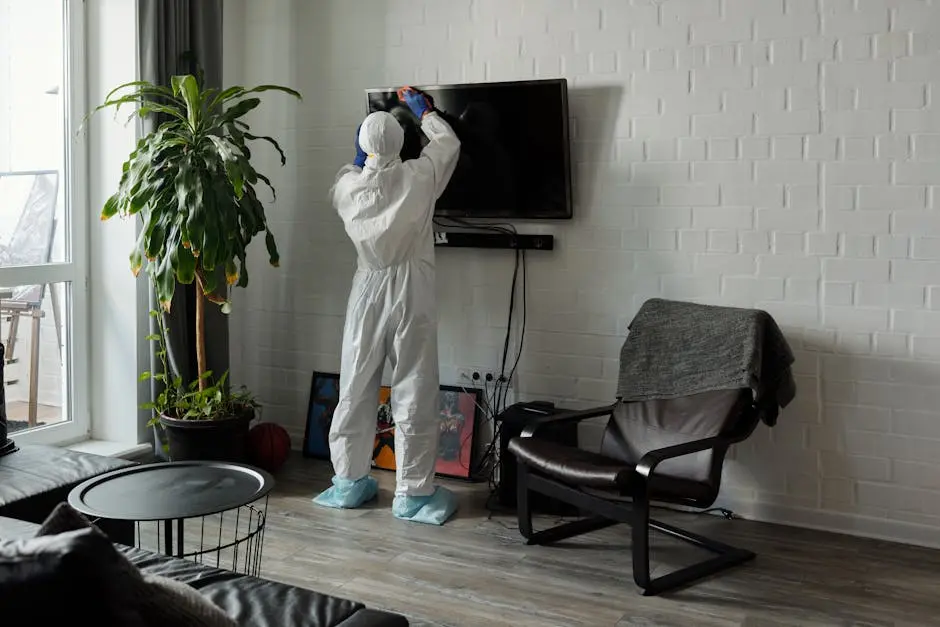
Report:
68,461,274,575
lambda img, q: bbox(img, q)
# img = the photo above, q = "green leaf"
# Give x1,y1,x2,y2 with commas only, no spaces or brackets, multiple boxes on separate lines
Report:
170,75,187,98
208,86,244,111
226,84,303,102
144,215,168,260
244,132,288,166
137,103,188,123
221,97,261,124
255,172,276,200
129,249,144,278
101,194,120,220
139,371,151,381
236,187,263,234
227,164,245,200
174,157,196,220
155,254,176,311
145,333,160,341
202,262,220,296
129,178,161,213
224,259,238,286
207,134,237,162
236,255,249,288
265,229,280,268
104,80,175,103
175,241,197,284
200,86,218,108
175,74,201,129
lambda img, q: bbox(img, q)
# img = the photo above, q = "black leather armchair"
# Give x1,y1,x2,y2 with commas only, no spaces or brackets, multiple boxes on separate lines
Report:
508,388,761,596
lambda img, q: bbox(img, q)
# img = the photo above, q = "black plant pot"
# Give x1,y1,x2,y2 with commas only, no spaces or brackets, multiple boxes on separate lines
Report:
152,423,169,461
159,412,254,463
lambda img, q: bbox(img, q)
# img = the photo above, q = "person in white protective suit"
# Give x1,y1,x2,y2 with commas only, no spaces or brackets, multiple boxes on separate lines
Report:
313,86,462,525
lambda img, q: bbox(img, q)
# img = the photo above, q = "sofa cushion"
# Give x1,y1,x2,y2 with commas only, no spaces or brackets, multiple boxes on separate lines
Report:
10,503,239,627
123,546,408,627
0,444,134,526
0,527,147,626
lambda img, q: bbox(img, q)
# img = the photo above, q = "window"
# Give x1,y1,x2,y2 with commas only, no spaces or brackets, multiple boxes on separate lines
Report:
0,0,88,444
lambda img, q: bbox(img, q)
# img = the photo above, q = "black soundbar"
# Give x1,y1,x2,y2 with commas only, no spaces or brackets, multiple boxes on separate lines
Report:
433,231,554,250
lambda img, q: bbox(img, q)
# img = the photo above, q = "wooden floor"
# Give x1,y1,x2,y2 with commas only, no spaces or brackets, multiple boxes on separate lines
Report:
257,454,940,627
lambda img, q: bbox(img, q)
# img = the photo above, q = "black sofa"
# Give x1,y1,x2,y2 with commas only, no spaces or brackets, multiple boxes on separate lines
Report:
0,515,406,626
0,346,407,626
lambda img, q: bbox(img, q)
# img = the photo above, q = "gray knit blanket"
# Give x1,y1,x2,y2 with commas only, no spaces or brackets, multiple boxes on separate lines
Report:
616,298,796,426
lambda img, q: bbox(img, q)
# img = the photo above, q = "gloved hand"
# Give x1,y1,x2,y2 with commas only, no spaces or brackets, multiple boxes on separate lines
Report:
353,123,367,168
397,86,433,120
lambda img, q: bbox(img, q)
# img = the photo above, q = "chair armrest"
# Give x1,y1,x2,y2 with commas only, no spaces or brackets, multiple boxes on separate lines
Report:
633,436,727,480
519,404,617,438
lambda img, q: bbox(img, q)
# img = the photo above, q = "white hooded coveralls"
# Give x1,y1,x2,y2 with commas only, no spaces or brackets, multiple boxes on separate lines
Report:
330,110,461,497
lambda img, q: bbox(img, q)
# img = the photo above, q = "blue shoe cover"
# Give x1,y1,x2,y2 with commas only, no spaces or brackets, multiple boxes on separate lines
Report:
392,487,458,525
313,476,378,509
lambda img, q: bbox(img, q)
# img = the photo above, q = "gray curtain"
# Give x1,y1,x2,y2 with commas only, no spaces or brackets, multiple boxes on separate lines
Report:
138,1,228,416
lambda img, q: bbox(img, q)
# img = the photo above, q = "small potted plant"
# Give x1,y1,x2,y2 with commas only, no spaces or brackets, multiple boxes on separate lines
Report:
90,73,300,461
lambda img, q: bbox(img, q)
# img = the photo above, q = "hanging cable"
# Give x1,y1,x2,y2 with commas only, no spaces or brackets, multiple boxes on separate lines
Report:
503,249,527,412
432,216,529,487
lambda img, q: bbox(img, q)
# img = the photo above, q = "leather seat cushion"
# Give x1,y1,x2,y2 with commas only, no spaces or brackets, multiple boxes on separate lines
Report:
508,437,713,503
122,546,408,627
0,444,134,524
602,389,749,483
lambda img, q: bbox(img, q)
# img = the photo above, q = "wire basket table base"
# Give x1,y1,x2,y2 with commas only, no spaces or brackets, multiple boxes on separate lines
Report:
134,496,269,577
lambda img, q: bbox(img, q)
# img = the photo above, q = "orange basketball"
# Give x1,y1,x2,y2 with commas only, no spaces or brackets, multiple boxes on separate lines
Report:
248,422,291,473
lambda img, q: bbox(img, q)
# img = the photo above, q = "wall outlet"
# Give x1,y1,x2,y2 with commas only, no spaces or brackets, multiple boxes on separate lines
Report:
456,367,499,386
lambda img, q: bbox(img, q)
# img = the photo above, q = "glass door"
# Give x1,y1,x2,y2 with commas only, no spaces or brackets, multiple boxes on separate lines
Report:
0,0,88,444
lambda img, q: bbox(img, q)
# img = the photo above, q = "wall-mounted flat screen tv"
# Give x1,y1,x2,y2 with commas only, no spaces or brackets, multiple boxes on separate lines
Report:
365,78,572,220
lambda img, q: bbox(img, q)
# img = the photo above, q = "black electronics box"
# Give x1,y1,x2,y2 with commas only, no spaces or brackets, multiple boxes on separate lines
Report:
496,402,579,516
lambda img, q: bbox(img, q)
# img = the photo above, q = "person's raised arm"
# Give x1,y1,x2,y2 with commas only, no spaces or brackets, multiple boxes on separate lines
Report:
399,87,461,199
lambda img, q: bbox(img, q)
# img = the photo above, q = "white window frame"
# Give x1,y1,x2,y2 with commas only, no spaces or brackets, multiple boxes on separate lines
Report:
2,0,90,445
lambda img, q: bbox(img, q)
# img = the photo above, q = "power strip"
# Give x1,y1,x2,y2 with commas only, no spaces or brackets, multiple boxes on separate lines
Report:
433,231,554,250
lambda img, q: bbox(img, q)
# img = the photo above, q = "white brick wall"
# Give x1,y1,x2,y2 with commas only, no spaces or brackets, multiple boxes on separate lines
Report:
224,0,940,547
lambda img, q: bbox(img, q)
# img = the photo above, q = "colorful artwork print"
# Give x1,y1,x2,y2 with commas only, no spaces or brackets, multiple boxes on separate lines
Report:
303,372,480,480
302,372,340,459
371,386,395,470
371,385,480,480
435,387,479,478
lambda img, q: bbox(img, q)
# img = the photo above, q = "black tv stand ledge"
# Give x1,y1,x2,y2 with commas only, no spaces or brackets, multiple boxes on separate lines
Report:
433,231,554,251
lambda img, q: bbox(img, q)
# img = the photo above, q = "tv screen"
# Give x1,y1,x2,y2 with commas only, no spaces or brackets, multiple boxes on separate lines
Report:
365,78,572,220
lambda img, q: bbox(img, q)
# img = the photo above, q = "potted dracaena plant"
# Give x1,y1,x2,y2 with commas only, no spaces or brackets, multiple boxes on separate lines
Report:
89,73,301,462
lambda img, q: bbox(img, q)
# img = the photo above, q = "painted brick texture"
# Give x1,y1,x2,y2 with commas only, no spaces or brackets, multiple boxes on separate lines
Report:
224,0,940,546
